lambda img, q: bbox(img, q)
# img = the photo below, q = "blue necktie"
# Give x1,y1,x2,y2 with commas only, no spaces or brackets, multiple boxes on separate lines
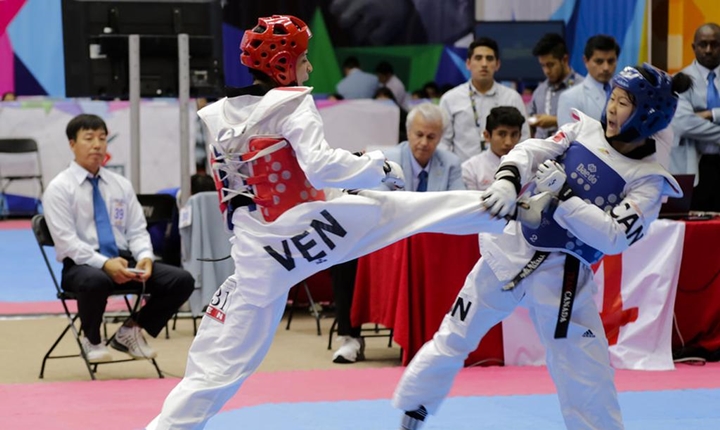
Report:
417,170,428,192
89,177,118,258
603,83,611,99
707,72,720,109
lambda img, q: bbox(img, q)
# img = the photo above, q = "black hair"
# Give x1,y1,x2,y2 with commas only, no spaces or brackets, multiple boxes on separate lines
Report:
671,72,693,94
468,37,500,60
373,87,397,102
422,81,439,93
342,56,361,69
66,114,108,140
485,106,526,134
532,33,568,59
248,68,277,87
191,173,216,195
375,61,394,75
584,35,621,59
412,89,429,99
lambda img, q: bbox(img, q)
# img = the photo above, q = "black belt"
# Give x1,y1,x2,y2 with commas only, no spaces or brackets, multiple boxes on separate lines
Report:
554,255,580,339
502,250,550,291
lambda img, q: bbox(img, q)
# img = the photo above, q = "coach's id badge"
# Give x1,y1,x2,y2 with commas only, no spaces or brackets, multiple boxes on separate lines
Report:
111,199,127,228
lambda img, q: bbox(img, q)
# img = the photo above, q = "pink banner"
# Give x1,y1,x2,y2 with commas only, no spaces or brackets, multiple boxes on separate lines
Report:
0,33,13,94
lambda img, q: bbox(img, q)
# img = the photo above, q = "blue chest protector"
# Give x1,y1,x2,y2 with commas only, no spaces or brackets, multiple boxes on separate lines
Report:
521,142,626,265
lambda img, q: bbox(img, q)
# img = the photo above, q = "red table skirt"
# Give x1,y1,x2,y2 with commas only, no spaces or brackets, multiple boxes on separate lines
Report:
672,219,720,352
353,219,720,366
352,233,503,366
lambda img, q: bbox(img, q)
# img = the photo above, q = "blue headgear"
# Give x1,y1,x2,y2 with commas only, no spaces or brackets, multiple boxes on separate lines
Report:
601,63,677,142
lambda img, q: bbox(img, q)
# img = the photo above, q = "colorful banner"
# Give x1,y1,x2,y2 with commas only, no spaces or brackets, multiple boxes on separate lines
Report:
502,219,685,370
667,0,720,73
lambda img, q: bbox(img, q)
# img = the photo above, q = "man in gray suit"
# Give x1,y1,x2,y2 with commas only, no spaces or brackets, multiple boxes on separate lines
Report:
670,23,720,211
557,35,620,125
330,102,464,364
383,103,466,192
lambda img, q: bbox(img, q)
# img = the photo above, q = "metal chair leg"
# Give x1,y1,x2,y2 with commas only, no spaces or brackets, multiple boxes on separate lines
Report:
327,318,338,350
285,283,302,330
303,282,322,336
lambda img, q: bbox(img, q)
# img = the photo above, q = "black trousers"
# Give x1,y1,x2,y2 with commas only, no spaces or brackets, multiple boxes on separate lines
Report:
691,154,720,212
330,259,361,338
61,257,195,344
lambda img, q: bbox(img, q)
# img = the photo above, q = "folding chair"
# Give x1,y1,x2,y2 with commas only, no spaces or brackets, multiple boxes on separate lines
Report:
136,193,193,338
327,319,394,350
0,138,44,217
285,281,323,336
136,193,178,264
32,215,164,380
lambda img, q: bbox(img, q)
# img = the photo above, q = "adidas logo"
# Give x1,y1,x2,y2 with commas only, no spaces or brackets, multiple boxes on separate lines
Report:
582,329,596,338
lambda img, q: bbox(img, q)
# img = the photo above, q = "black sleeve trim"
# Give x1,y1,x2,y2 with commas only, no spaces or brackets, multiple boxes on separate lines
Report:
495,165,521,195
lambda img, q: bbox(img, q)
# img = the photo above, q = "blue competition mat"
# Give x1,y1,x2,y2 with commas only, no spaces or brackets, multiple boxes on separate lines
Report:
205,389,720,430
0,229,61,302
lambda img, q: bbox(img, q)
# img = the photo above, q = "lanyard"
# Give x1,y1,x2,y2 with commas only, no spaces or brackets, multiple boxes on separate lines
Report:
468,82,486,151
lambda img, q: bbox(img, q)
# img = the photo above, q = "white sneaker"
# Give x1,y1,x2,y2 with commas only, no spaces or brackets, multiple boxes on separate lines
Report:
332,336,365,363
80,336,112,364
111,326,157,359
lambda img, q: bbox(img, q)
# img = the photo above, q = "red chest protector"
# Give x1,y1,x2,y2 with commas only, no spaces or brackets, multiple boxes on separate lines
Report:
242,136,325,222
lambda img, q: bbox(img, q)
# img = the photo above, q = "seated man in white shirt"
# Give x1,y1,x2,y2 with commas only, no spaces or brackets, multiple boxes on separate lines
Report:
331,102,464,364
43,114,195,364
462,106,525,191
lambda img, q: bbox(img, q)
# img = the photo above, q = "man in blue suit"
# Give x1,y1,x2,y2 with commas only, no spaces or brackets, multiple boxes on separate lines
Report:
331,103,464,364
671,23,720,211
557,35,620,126
383,103,466,192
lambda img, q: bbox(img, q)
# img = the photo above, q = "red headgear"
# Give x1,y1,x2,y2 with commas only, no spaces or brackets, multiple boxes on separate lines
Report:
240,15,312,86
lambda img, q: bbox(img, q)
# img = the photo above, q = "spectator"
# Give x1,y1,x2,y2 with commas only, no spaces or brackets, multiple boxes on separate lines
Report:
42,114,195,364
438,37,530,163
557,35,620,125
423,81,440,99
331,102,464,364
528,33,583,138
336,56,379,99
461,106,526,191
2,91,16,101
671,22,720,211
374,87,409,142
411,89,429,100
376,61,409,108
327,93,345,101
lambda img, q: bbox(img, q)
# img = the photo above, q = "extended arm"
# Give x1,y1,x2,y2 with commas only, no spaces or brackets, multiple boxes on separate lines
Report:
282,96,388,189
